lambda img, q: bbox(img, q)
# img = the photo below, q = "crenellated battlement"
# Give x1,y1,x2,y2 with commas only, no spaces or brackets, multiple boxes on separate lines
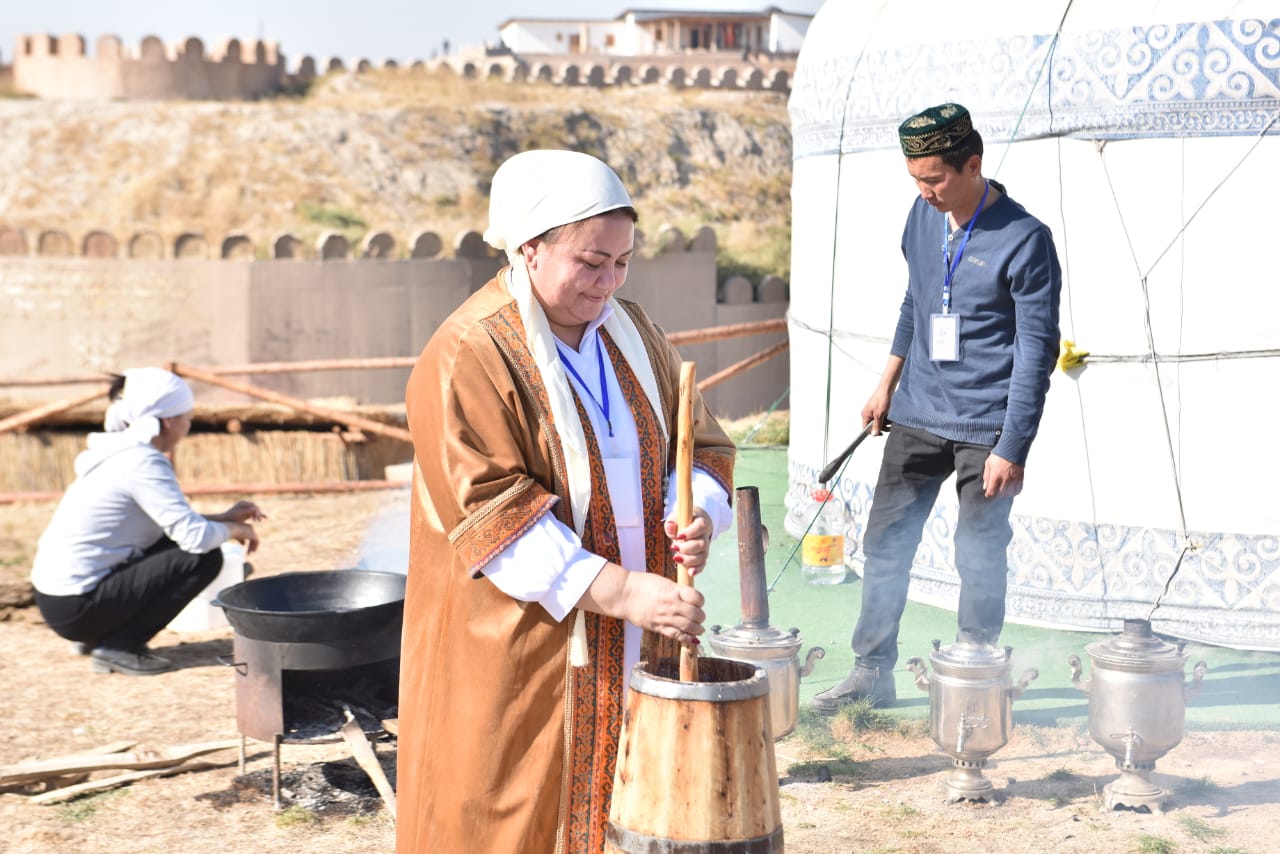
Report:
5,33,792,99
0,219,789,418
10,33,285,100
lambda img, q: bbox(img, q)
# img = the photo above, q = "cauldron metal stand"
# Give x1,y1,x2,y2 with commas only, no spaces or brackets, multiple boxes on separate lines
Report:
224,621,401,808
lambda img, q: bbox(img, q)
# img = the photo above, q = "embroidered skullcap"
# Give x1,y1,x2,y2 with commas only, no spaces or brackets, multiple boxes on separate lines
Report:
103,368,194,434
482,149,633,255
898,103,975,158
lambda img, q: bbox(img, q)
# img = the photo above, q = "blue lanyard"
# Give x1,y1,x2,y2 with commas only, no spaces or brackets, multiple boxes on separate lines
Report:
556,336,613,437
940,179,989,315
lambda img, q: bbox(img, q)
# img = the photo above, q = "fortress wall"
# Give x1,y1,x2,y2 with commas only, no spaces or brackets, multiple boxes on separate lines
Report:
0,258,253,394
0,228,787,418
11,32,790,99
13,34,283,100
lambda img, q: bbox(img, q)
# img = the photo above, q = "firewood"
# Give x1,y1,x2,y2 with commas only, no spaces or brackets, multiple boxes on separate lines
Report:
0,741,139,794
341,709,396,822
0,739,238,787
30,761,221,805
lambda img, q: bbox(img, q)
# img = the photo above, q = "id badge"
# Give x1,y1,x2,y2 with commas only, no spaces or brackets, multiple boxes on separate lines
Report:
930,313,960,361
603,456,643,528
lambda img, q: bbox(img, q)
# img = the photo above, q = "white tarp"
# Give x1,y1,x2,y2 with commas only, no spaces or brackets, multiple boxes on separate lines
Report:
787,1,1280,649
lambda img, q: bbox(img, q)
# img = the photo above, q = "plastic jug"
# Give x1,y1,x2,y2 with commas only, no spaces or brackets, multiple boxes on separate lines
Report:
167,541,246,632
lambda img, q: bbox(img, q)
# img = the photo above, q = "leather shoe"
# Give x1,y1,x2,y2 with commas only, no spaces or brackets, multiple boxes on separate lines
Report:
810,662,896,713
90,646,174,676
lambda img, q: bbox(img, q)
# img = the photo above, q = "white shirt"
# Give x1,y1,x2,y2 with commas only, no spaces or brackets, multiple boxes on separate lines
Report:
484,309,731,681
31,443,228,596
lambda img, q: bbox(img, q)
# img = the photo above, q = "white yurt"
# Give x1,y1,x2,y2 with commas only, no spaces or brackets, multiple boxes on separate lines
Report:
786,1,1279,650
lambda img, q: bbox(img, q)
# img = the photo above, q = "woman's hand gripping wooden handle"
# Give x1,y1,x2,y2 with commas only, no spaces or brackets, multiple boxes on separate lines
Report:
675,361,699,683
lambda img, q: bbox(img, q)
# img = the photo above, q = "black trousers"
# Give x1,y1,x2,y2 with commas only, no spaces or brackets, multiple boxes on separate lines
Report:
851,424,1015,670
35,537,223,651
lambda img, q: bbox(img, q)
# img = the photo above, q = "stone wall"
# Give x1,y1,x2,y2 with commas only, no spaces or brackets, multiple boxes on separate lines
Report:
10,34,792,99
12,34,283,100
0,224,788,419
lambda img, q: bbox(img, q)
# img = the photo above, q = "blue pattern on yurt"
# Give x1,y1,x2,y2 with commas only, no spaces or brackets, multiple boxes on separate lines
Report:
791,19,1280,159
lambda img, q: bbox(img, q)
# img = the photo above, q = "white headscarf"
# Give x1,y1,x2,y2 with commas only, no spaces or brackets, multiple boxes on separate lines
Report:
77,368,194,474
484,150,667,537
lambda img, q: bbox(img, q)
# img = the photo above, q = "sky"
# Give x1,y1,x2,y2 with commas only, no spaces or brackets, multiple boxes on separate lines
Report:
1,1,826,66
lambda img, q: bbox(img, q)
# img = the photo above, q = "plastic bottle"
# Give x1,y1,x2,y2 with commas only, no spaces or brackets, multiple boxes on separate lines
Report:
800,488,847,585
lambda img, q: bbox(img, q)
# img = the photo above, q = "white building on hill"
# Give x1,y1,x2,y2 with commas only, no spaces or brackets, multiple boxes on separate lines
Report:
498,7,812,56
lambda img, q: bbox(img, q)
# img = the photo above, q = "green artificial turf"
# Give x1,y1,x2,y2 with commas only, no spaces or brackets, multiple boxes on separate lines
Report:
700,448,1280,730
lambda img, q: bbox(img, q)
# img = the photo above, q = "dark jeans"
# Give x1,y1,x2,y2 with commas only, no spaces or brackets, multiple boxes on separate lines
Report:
35,537,223,651
851,424,1014,670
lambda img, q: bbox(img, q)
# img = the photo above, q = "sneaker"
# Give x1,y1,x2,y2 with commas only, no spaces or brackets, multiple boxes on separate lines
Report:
810,662,897,713
89,646,174,676
69,641,93,656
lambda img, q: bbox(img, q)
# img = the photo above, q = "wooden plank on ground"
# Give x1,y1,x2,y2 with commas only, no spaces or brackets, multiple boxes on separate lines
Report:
341,714,396,823
0,739,239,787
30,761,222,805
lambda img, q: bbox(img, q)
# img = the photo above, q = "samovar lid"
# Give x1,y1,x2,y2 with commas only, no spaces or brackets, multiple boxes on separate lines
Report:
1086,618,1187,670
928,638,1012,677
707,622,803,660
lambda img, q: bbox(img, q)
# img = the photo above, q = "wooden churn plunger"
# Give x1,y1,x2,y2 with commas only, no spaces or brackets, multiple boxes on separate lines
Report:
605,360,785,853
674,360,699,683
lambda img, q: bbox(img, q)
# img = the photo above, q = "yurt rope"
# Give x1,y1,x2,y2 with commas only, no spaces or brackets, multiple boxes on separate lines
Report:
1088,106,1279,616
766,0,894,593
991,0,1076,178
816,0,893,467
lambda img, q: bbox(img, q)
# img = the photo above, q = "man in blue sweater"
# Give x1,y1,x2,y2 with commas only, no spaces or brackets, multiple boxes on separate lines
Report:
813,103,1062,711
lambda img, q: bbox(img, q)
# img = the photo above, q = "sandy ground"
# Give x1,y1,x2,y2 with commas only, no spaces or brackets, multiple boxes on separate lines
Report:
2,491,1276,853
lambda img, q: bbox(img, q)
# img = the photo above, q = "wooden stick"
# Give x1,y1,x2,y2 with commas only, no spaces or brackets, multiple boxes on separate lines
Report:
341,711,397,823
0,387,108,434
675,361,699,683
665,317,786,346
200,356,416,375
170,362,413,443
696,340,790,392
30,761,221,805
0,479,407,505
0,741,139,793
0,739,239,787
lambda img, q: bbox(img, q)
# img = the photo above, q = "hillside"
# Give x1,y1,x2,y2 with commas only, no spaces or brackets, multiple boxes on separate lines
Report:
0,69,796,279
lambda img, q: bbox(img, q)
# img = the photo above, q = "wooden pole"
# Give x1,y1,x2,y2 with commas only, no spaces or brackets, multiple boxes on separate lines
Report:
696,340,789,392
666,317,786,347
198,356,417,376
0,480,408,505
0,387,109,434
170,362,413,444
675,361,699,683
0,319,785,389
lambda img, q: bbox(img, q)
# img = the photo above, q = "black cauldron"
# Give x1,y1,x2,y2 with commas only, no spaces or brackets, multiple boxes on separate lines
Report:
211,569,406,644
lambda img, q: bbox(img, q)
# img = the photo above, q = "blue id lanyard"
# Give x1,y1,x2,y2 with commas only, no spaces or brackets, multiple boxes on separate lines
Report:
556,336,613,437
940,179,989,314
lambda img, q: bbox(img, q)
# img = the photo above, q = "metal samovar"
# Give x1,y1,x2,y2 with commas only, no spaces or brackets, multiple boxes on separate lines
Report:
1068,618,1208,810
906,640,1038,802
706,486,825,740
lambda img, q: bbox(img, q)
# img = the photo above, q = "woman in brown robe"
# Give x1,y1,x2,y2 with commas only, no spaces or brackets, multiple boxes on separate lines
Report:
397,149,736,853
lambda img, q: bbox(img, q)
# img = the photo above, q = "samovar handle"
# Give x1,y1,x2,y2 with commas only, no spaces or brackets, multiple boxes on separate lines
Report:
905,656,929,690
1184,660,1208,702
1010,667,1039,699
799,645,826,679
1067,653,1090,695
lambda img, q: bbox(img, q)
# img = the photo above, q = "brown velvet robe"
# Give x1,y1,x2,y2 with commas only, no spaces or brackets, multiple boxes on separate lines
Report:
397,274,735,853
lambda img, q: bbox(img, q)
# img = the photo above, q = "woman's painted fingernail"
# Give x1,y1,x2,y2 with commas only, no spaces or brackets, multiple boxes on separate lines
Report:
673,554,684,564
